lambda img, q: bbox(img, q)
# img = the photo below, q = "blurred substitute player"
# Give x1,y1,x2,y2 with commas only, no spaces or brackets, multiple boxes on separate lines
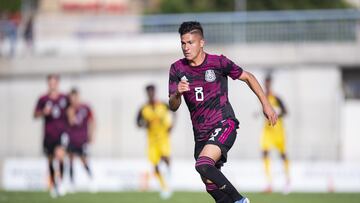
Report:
137,84,173,199
261,75,290,193
168,21,277,203
34,74,69,197
66,88,96,191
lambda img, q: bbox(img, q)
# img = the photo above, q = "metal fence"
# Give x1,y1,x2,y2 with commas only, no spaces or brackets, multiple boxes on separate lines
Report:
142,9,360,44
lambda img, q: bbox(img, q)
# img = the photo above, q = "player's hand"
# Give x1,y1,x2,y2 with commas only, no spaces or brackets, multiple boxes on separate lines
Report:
43,105,52,116
263,104,278,126
177,80,190,94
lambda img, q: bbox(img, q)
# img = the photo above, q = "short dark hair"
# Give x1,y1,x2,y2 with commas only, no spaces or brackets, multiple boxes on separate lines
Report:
146,84,155,92
265,74,272,83
70,87,79,95
47,74,60,81
178,21,204,37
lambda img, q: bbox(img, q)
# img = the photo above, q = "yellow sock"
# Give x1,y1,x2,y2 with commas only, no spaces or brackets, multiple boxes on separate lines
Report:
263,157,272,183
155,172,167,190
283,159,290,181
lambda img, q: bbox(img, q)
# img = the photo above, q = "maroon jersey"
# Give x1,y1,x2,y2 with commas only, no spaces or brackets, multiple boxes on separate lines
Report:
35,94,69,141
68,104,93,147
169,53,243,142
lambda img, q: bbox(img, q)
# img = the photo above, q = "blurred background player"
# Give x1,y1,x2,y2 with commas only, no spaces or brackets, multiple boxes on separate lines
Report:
66,88,96,192
34,74,68,197
136,84,173,199
261,74,290,193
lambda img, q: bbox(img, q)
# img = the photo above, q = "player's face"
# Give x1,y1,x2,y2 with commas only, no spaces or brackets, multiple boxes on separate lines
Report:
69,93,79,105
147,89,155,101
48,77,59,92
180,33,204,61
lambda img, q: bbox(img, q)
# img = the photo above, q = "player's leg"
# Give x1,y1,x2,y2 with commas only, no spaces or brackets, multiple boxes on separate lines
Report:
277,137,290,182
154,164,166,188
149,145,167,191
261,128,273,192
159,137,172,198
160,137,171,169
79,155,92,178
44,139,62,197
281,152,290,180
196,144,244,202
54,145,68,196
262,150,272,192
196,120,250,202
161,156,170,167
47,154,61,198
201,176,233,203
275,129,291,193
47,154,56,189
195,142,232,202
54,146,66,180
68,152,75,184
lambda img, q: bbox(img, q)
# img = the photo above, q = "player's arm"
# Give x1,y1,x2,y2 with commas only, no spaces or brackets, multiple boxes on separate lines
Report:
67,107,77,126
169,92,182,112
169,80,190,111
88,116,96,143
165,103,176,133
34,98,50,118
136,108,147,128
34,109,44,118
239,71,277,126
276,96,287,118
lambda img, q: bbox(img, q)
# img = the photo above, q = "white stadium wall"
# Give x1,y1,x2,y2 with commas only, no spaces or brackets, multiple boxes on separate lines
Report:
0,66,343,160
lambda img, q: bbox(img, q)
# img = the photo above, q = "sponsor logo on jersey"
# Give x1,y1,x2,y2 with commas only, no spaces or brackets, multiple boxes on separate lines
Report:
205,70,216,82
181,75,188,81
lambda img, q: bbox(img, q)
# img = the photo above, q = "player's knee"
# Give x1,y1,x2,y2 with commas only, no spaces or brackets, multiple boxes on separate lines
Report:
195,156,215,175
195,164,210,175
154,165,160,174
262,150,269,158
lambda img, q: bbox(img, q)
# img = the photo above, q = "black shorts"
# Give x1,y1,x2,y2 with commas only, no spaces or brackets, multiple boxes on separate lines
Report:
43,137,62,156
194,119,238,168
67,143,88,156
43,133,69,156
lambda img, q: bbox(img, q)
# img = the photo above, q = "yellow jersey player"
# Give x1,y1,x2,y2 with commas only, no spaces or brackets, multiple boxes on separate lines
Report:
137,84,173,199
261,75,290,194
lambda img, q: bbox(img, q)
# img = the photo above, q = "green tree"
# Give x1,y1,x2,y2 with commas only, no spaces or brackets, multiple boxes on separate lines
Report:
0,0,22,12
147,0,353,14
149,0,235,14
247,0,352,11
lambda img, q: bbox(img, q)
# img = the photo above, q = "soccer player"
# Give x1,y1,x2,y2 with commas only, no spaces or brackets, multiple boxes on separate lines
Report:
137,84,173,199
168,21,277,203
34,74,69,197
66,88,95,191
260,75,290,193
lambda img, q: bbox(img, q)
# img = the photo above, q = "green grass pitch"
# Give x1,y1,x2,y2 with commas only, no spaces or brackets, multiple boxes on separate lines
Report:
1,191,360,203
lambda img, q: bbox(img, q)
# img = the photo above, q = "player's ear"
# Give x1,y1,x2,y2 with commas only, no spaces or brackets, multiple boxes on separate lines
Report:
200,38,205,48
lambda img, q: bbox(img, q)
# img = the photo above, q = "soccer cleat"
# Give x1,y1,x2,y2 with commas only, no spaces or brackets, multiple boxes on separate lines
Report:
264,184,272,193
234,197,250,203
50,187,59,198
57,182,67,196
160,190,172,200
283,179,291,195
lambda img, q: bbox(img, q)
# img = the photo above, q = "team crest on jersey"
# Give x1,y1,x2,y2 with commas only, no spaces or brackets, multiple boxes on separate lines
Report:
205,70,216,82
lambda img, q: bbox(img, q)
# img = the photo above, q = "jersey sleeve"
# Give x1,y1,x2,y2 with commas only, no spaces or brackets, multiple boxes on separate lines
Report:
34,97,44,114
168,64,180,96
86,105,94,120
221,55,243,80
